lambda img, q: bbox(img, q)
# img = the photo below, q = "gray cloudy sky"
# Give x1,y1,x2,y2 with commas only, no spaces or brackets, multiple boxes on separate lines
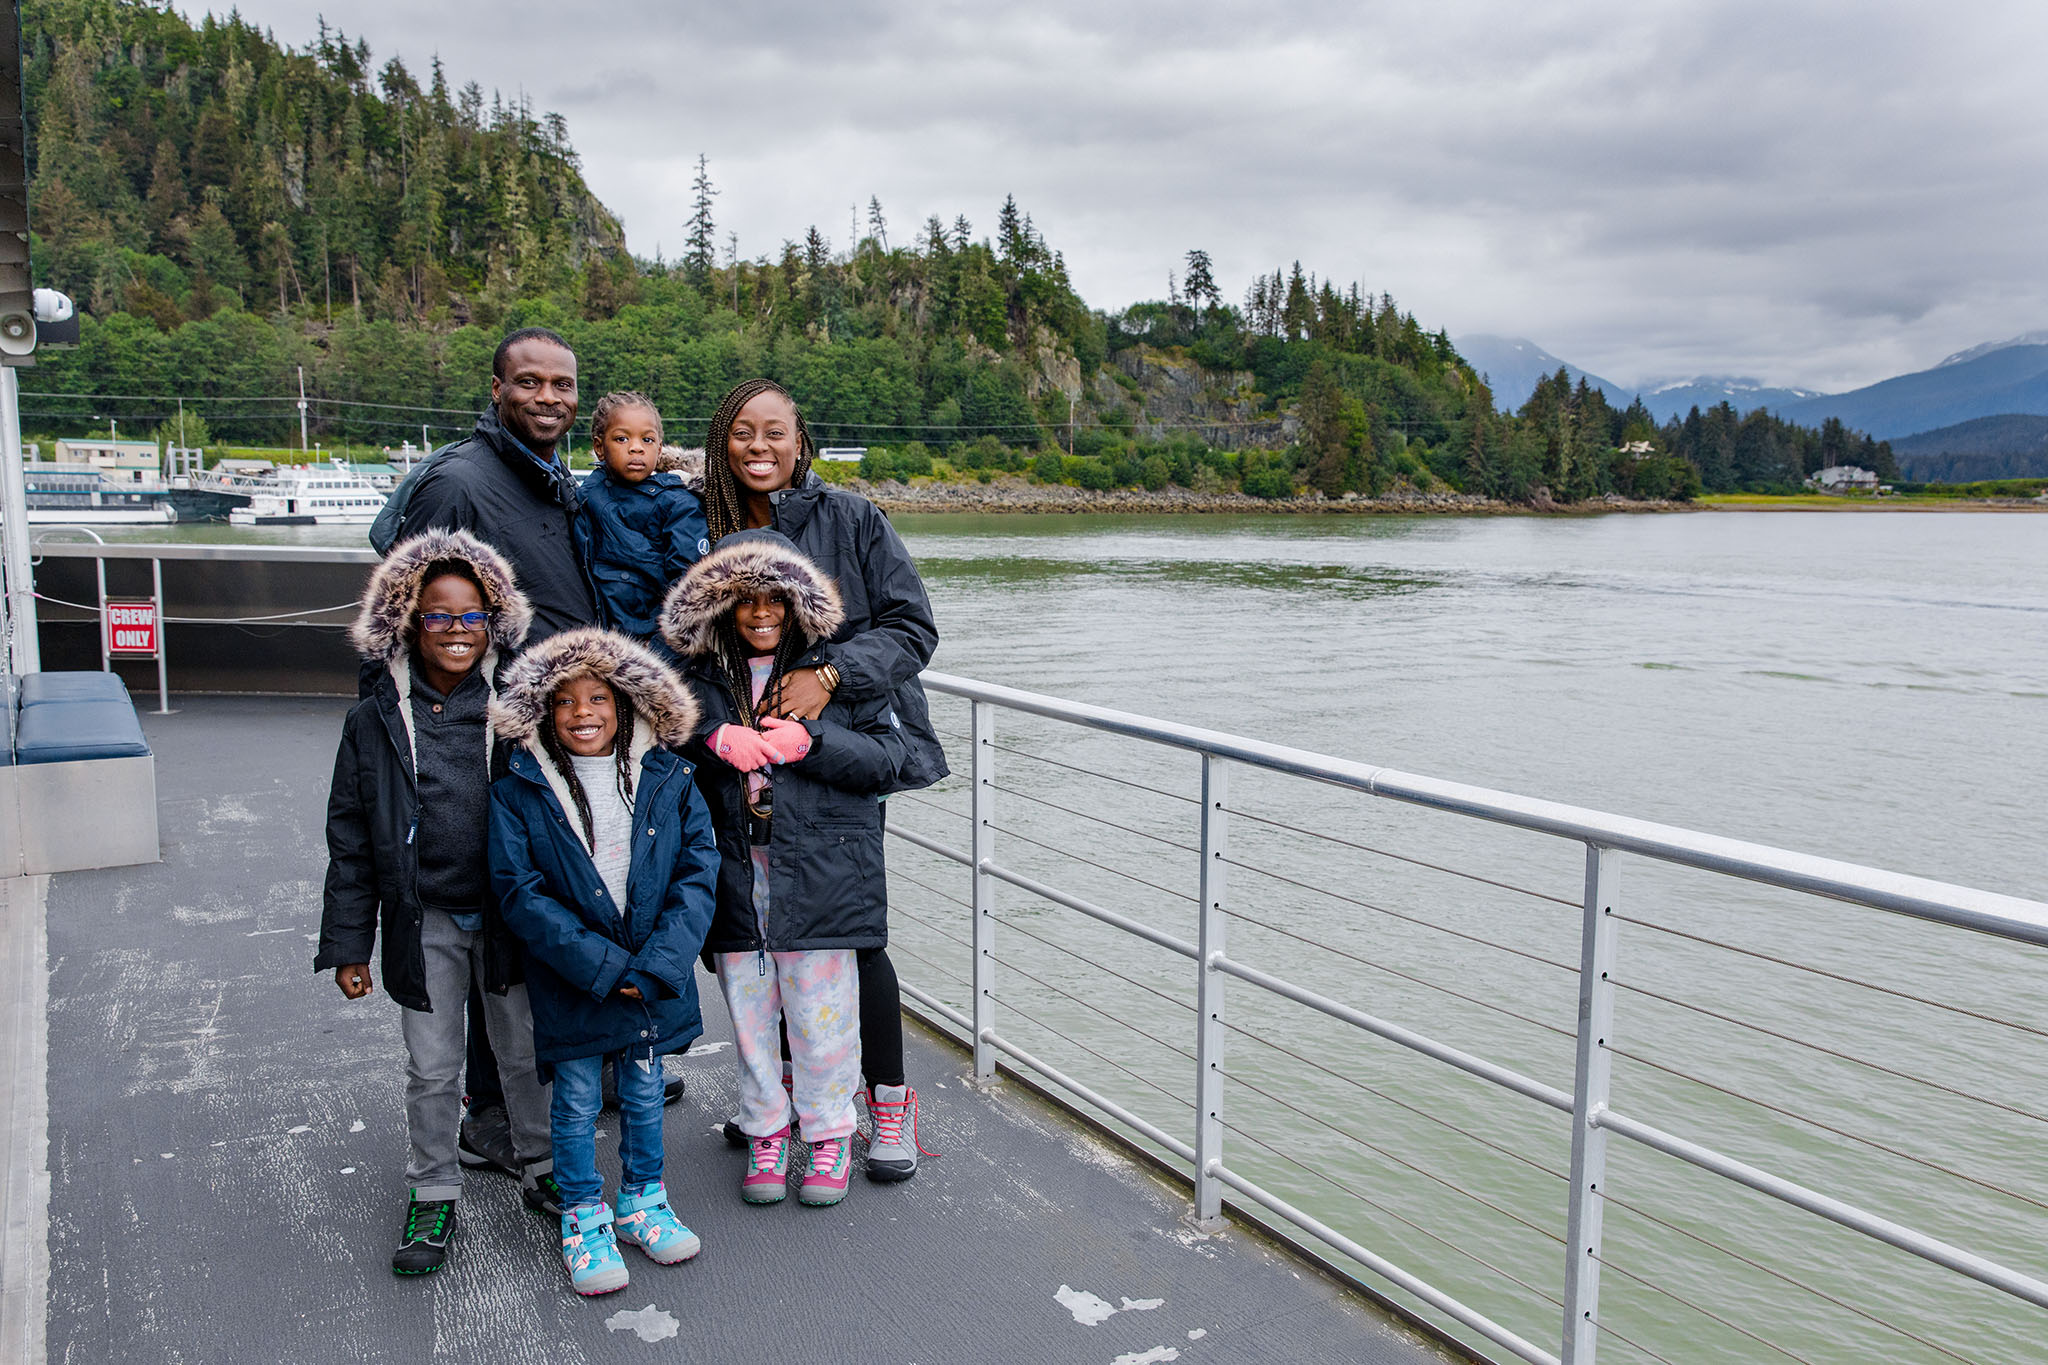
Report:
213,0,2048,393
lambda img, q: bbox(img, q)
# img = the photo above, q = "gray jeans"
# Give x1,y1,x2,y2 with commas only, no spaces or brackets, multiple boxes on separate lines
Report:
400,909,551,1198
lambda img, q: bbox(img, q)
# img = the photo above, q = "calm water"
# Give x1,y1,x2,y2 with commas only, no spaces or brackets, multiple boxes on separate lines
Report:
86,508,2048,1361
878,509,2048,1364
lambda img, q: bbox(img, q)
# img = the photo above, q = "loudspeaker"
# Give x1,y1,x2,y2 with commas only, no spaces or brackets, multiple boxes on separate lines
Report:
0,0,32,367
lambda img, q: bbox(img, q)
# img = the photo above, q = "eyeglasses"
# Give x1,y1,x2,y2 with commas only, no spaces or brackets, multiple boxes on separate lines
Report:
418,610,492,633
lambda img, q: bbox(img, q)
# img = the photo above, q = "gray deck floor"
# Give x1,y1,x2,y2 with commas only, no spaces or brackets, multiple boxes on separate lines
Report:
39,695,1453,1364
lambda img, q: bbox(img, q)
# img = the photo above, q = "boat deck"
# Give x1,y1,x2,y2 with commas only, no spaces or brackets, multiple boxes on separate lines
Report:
26,696,1451,1364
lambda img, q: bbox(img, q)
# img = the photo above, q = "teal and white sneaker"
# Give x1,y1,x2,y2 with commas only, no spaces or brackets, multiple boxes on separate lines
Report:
615,1181,702,1265
559,1202,629,1296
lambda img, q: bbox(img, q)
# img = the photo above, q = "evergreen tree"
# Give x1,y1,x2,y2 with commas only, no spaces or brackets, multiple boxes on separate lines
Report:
685,154,718,284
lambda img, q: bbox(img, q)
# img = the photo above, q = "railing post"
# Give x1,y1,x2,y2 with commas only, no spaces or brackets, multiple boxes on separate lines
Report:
150,557,171,714
95,556,109,673
1563,844,1620,1365
970,699,997,1080
1193,754,1228,1230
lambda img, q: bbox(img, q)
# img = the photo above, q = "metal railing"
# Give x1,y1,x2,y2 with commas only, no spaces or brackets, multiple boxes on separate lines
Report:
885,670,2048,1365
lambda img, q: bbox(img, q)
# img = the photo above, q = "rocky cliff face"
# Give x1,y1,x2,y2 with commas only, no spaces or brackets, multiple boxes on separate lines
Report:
1108,346,1292,450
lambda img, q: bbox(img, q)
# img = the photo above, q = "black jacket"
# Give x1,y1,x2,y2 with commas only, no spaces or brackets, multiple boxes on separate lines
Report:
758,475,947,791
397,407,600,642
685,644,907,953
317,528,536,1010
318,669,523,1009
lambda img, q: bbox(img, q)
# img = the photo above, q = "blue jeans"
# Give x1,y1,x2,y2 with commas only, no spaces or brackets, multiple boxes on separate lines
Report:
551,1051,667,1209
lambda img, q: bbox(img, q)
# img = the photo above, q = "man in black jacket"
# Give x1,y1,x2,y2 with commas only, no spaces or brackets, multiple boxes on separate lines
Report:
387,328,612,1197
395,328,599,639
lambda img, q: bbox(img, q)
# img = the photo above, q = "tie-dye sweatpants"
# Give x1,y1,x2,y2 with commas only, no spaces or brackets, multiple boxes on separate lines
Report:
716,949,861,1142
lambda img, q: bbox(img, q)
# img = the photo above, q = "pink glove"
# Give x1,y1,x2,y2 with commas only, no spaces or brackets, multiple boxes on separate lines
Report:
711,724,781,772
759,715,812,763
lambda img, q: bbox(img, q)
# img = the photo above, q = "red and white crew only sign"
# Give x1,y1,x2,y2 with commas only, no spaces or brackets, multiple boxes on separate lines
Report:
105,600,160,657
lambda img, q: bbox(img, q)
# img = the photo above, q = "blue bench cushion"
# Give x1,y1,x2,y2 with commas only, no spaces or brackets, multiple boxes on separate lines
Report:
14,697,151,764
20,671,133,707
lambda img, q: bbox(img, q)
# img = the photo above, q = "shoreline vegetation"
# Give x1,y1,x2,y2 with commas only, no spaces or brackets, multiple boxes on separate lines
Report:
22,2,1937,517
850,475,2048,516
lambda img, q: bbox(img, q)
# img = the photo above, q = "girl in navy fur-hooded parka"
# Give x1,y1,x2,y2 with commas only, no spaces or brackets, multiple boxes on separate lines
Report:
660,529,907,1208
488,628,717,1294
316,527,554,1276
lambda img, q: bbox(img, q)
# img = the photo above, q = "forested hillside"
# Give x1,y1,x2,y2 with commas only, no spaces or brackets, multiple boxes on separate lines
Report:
18,0,1884,500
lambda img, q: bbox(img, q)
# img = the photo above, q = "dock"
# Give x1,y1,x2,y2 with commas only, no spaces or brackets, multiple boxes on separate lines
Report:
19,696,1447,1364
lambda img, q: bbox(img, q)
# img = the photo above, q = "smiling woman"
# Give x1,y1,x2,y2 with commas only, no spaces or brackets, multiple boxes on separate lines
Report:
687,376,952,1179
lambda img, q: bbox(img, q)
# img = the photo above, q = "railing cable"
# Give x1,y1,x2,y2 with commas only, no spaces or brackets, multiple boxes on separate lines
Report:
1604,1044,2048,1214
1225,803,1578,908
991,958,1197,1065
1221,1018,1567,1182
988,990,1194,1114
888,904,972,952
1590,1320,1682,1365
890,790,967,822
1589,1252,1819,1365
1601,1192,1984,1365
889,866,974,914
1216,1113,1566,1312
1613,978,2048,1129
992,780,1200,853
993,914,1194,1017
1220,1066,1566,1248
990,820,1198,903
1223,900,1574,1041
989,740,1198,804
1614,913,2048,1041
886,938,968,987
1224,852,1579,974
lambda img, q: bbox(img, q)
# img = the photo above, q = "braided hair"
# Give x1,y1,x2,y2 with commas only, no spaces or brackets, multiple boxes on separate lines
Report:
711,597,809,728
536,675,638,848
701,378,816,545
589,390,664,452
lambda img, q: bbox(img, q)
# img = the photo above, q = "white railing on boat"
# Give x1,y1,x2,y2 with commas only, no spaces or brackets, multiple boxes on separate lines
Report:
886,671,2048,1365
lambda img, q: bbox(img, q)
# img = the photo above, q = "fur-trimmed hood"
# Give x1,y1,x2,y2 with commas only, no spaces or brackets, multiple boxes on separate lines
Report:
658,446,705,491
659,529,845,660
489,627,701,752
350,528,533,665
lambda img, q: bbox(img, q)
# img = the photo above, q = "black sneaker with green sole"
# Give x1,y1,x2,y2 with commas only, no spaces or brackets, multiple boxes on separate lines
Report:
391,1195,455,1275
521,1169,565,1217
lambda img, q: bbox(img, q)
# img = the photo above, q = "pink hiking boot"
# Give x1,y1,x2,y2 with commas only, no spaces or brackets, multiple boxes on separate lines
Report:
740,1126,791,1204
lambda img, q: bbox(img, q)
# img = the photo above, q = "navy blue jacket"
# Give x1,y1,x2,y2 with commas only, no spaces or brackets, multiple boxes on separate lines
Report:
686,645,907,954
489,743,719,1071
576,468,709,650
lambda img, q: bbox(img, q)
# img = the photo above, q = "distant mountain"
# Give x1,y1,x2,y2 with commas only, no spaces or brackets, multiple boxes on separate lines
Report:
1889,414,2048,481
1778,344,2048,439
1638,377,1823,425
1454,335,1629,413
1937,330,2048,368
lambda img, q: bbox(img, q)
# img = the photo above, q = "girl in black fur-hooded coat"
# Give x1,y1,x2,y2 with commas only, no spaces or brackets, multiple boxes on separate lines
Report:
317,527,556,1275
660,529,907,958
661,530,908,1205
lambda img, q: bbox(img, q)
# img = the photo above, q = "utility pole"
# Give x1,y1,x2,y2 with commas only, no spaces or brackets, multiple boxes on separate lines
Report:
421,422,429,454
1068,393,1075,454
297,365,309,454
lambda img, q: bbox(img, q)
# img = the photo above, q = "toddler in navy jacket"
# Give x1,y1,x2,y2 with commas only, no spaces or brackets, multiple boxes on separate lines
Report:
576,391,709,656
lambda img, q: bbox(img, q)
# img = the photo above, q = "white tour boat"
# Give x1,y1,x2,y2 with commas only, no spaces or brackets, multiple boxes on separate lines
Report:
227,460,389,526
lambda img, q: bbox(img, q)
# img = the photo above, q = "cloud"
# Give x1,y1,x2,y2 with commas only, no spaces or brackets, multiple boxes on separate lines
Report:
202,0,2048,392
